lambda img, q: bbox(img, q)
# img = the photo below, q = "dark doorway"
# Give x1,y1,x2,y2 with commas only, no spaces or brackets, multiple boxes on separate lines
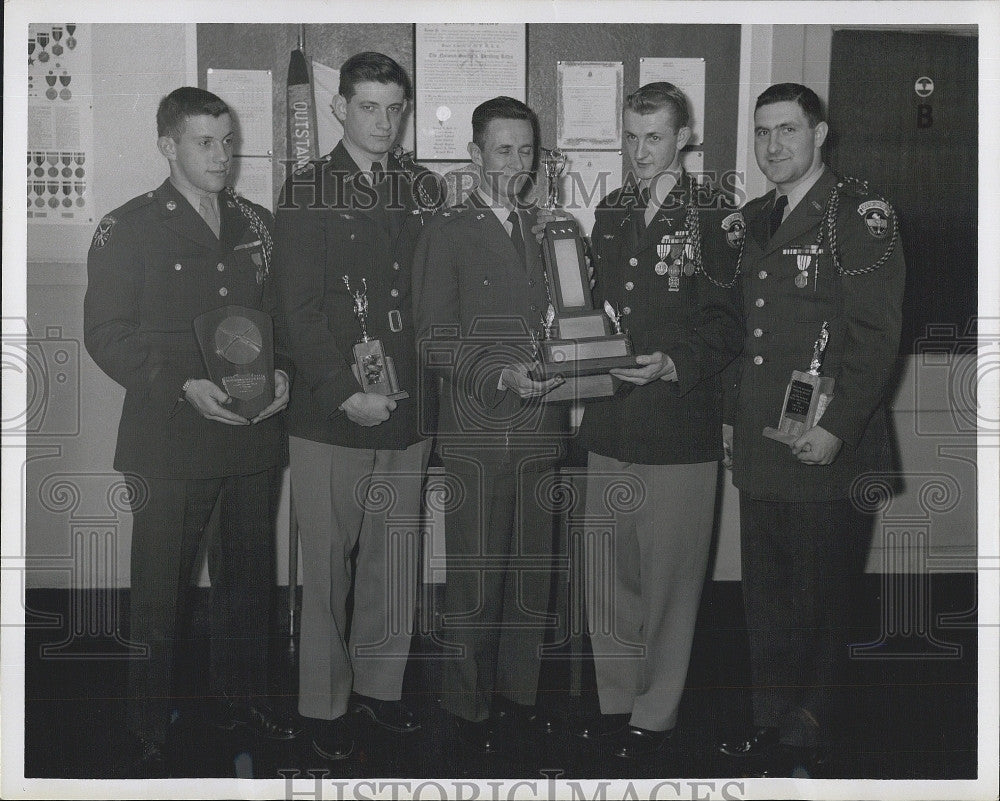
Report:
827,29,978,352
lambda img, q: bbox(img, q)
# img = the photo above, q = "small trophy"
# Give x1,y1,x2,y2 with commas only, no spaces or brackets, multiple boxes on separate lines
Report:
343,275,408,401
763,321,835,445
541,148,568,210
529,146,637,401
193,305,275,418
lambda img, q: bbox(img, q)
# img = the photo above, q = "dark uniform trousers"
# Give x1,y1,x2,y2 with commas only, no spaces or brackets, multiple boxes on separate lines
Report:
577,176,743,731
412,198,569,723
438,450,560,722
127,468,280,744
728,168,905,750
84,179,289,746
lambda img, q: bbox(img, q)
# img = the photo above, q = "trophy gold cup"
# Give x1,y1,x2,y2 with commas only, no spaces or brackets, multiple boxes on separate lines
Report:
763,321,835,445
531,148,638,402
343,275,408,401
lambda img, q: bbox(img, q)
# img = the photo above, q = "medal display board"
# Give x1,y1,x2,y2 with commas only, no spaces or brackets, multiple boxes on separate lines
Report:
193,305,275,419
531,220,637,401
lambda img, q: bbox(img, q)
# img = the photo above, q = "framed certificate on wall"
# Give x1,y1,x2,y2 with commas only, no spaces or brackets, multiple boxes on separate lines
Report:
414,23,527,161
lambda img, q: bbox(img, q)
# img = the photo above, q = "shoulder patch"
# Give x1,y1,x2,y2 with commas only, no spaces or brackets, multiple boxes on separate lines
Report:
721,211,746,250
91,216,116,249
858,199,891,239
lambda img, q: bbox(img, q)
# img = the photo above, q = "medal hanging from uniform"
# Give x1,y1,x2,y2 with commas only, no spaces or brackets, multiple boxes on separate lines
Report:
783,243,824,290
656,231,696,291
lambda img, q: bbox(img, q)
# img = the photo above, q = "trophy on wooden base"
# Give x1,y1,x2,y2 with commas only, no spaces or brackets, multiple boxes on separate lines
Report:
343,275,408,401
193,305,275,418
530,148,638,402
763,321,835,445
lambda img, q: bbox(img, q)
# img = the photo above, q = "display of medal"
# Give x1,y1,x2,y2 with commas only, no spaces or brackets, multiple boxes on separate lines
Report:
343,275,408,401
530,148,638,402
783,243,823,290
763,321,835,445
193,305,275,419
658,230,693,290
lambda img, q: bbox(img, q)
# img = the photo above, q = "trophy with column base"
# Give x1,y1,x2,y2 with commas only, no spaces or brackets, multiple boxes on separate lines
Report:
763,321,835,445
343,275,408,401
193,305,275,418
529,148,638,402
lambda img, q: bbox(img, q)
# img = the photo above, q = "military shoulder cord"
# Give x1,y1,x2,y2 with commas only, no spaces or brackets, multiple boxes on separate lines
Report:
225,187,274,278
824,177,898,276
689,187,744,290
392,146,439,218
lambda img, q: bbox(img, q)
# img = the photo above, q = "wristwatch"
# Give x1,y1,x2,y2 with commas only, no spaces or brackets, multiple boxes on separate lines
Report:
181,378,195,399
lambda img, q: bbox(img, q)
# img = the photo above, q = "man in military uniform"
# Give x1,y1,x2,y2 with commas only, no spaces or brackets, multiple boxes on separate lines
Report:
84,87,299,778
413,96,568,753
273,52,442,762
720,83,905,776
571,83,743,760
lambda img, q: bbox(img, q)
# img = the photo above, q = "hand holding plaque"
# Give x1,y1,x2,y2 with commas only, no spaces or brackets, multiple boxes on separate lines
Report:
343,275,408,401
763,321,835,446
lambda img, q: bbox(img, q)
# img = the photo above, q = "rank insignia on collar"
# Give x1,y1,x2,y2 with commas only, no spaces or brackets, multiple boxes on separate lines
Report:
442,211,452,217
858,200,891,238
91,216,116,249
721,212,745,250
603,233,615,239
475,213,486,220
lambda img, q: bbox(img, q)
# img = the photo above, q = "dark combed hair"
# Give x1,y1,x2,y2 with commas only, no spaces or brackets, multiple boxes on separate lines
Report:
156,87,229,138
755,83,826,128
623,82,691,131
471,96,538,149
339,51,412,101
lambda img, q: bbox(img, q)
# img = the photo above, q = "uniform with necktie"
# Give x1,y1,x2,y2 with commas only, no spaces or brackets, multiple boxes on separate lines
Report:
84,179,288,745
725,167,905,750
273,141,441,723
576,174,743,733
412,192,569,723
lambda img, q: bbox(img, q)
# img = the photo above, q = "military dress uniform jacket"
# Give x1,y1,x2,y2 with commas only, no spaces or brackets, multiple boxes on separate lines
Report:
273,142,440,450
83,179,289,480
576,176,744,465
412,196,569,465
726,168,905,502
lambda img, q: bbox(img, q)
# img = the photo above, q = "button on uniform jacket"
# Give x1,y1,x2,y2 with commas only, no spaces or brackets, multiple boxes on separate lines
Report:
575,175,744,465
412,196,569,465
725,168,906,502
273,142,440,450
84,179,289,480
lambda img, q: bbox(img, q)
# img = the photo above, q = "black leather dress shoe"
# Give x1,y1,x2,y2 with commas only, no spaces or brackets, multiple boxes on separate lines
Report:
611,725,673,759
311,715,355,761
452,715,501,754
214,698,303,740
350,694,421,733
718,725,779,757
571,713,629,741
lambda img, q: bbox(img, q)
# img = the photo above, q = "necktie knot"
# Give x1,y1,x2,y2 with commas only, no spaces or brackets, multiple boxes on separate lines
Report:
370,161,384,185
638,186,651,208
769,194,788,239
